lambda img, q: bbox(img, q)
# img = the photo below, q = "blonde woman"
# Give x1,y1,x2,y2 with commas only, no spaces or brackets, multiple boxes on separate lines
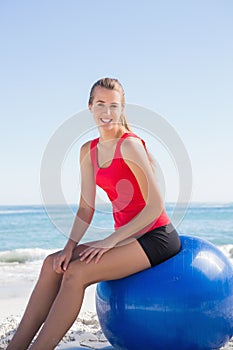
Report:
7,78,180,350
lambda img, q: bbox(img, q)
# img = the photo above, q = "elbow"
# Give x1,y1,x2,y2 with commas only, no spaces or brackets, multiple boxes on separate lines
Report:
157,198,164,215
86,205,95,218
147,198,164,222
86,207,95,223
77,206,95,224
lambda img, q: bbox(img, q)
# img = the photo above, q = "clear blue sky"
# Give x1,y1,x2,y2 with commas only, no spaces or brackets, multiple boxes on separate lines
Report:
0,0,232,204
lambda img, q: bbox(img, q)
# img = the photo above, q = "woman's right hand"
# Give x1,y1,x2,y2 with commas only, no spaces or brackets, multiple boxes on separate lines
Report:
53,239,77,274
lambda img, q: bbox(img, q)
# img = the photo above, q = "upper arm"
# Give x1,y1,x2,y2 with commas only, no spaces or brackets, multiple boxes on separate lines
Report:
78,141,96,211
121,137,163,208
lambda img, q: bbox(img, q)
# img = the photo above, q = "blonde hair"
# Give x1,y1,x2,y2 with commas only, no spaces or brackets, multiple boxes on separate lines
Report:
88,77,132,132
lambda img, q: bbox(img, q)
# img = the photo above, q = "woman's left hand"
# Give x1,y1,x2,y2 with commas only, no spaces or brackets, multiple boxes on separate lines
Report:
79,236,117,264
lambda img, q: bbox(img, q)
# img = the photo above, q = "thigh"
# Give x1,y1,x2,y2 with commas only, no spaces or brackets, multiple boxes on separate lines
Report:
70,236,136,261
68,240,151,286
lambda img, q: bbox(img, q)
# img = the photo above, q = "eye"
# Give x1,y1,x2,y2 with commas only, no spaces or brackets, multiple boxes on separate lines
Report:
110,104,119,109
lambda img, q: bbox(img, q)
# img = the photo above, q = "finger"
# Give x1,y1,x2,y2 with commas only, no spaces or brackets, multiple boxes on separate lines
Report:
55,258,62,271
53,259,60,272
54,257,65,273
79,246,96,256
79,247,91,256
94,249,106,264
79,251,89,261
85,249,100,264
79,248,95,261
55,265,63,274
79,241,98,255
62,257,70,271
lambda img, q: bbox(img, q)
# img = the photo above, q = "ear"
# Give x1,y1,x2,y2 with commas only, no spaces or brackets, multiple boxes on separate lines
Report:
88,103,93,112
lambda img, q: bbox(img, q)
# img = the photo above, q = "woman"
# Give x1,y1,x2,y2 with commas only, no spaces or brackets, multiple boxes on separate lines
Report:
7,78,181,350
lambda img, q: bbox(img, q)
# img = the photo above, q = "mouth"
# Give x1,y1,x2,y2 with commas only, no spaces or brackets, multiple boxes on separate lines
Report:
100,118,113,124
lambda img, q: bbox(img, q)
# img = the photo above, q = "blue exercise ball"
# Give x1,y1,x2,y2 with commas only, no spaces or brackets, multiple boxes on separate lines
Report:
96,235,233,350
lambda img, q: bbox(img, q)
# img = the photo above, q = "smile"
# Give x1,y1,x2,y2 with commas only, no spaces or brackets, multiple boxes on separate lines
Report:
100,118,113,124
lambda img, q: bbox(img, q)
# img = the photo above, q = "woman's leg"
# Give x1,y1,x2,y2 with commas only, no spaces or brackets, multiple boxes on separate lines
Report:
6,245,86,350
6,254,62,350
30,240,151,350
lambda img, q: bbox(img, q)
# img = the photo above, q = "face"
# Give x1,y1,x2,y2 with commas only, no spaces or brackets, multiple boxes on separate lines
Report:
89,87,124,132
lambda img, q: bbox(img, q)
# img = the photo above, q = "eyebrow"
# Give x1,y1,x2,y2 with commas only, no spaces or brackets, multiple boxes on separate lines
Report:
96,100,119,104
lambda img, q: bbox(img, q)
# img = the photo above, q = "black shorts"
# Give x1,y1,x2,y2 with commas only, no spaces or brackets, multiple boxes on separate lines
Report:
137,223,181,267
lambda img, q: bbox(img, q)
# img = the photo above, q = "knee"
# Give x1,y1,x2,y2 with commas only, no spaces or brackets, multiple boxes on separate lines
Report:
62,261,86,287
40,253,56,275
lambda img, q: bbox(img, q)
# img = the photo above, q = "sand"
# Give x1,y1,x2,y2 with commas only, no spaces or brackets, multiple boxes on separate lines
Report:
0,273,113,349
0,270,232,349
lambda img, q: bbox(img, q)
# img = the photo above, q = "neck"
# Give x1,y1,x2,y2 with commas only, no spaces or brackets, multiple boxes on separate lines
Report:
98,127,126,143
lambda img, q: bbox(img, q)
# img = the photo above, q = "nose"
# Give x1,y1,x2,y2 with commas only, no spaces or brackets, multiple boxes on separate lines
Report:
103,106,111,115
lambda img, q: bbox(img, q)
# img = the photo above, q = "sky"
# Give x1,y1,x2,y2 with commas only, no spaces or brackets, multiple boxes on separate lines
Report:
0,0,232,205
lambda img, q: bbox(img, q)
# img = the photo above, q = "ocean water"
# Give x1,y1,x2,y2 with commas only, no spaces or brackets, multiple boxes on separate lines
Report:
0,203,232,283
0,202,233,259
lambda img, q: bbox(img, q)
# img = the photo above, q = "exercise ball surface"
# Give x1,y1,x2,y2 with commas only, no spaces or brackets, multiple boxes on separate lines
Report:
96,235,233,350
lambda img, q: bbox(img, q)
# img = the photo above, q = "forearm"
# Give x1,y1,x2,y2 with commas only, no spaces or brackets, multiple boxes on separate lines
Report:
67,207,94,246
109,202,164,244
56,207,94,272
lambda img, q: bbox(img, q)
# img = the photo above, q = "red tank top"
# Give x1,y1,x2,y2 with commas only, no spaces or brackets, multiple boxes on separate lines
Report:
90,132,170,236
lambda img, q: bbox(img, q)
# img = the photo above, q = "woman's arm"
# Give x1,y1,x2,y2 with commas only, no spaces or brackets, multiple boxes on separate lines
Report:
54,141,96,272
69,141,96,244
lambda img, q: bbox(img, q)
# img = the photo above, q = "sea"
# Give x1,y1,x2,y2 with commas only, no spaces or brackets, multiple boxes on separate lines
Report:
0,202,233,288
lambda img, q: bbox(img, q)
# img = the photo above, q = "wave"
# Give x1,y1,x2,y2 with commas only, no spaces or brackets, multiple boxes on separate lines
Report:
0,210,40,215
166,202,233,211
219,244,233,261
0,207,44,215
0,244,232,265
0,248,57,263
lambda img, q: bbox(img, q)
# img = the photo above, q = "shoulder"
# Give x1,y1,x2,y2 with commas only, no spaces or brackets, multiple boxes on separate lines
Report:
79,140,93,162
121,135,146,158
80,140,91,153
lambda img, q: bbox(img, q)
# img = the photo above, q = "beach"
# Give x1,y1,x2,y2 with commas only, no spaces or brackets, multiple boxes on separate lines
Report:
0,261,232,350
0,266,113,349
1,204,233,349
